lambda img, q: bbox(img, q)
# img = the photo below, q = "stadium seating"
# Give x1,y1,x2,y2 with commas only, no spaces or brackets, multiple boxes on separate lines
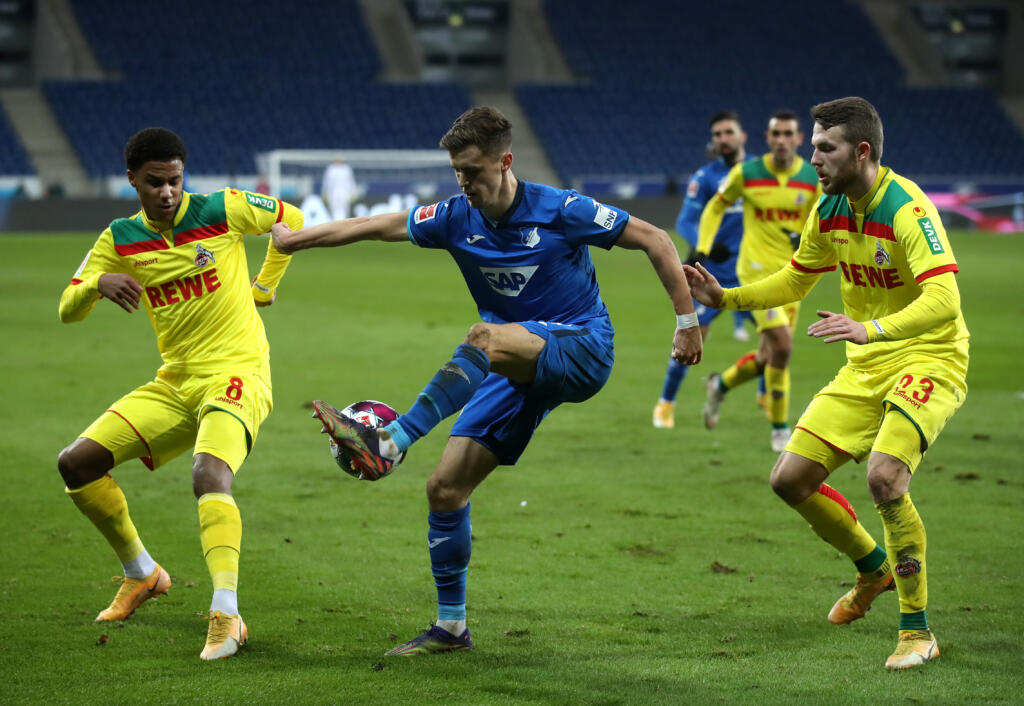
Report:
0,104,34,175
519,0,1024,187
45,0,472,177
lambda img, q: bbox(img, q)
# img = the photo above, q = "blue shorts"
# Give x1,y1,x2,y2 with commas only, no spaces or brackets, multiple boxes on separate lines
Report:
451,320,614,465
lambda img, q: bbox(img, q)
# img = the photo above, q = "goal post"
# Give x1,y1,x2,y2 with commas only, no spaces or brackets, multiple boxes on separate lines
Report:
256,149,457,201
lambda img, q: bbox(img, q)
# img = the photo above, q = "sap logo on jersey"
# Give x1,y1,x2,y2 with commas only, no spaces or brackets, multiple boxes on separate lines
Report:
414,203,439,224
592,202,618,230
480,266,538,296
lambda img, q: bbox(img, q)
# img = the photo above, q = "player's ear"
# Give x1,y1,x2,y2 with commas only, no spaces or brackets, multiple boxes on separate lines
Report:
126,170,137,188
857,141,872,162
500,151,513,170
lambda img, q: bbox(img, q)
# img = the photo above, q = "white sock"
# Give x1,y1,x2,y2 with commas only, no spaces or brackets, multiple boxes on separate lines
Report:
436,619,466,636
122,548,157,579
210,589,238,616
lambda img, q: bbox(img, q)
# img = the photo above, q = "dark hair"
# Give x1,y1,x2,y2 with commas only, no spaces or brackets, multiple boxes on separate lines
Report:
710,110,742,129
440,106,512,157
124,127,187,171
810,96,883,162
770,108,800,124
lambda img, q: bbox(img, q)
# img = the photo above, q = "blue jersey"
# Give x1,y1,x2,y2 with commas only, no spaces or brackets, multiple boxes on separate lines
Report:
407,181,628,332
675,156,754,287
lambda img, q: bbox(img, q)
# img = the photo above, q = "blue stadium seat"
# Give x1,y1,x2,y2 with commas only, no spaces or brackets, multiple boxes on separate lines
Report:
520,0,1024,187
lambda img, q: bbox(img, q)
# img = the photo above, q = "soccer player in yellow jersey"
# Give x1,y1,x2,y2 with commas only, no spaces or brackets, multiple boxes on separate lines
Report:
56,128,303,660
696,110,821,452
684,97,968,669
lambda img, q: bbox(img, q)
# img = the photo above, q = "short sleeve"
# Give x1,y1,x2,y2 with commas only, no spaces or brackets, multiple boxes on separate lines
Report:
560,192,630,250
407,198,454,249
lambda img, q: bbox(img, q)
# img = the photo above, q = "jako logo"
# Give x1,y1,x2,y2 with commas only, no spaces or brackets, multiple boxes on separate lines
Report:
480,266,538,297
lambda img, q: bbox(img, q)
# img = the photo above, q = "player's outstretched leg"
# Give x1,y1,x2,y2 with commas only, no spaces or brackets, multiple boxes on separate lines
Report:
313,400,401,480
65,475,171,621
703,372,725,429
386,504,474,656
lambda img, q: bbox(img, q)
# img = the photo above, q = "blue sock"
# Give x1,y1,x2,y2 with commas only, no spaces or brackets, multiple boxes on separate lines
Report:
758,375,766,397
387,343,489,452
659,356,688,402
428,504,471,623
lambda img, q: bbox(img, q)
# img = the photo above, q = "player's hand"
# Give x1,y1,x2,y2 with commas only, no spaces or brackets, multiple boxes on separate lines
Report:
807,310,868,344
97,273,142,313
271,222,295,254
682,262,724,308
252,278,276,307
708,242,731,263
672,325,702,365
781,227,801,251
683,249,707,267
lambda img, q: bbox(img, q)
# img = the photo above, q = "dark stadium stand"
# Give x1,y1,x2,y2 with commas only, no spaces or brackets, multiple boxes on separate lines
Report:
44,0,472,177
0,104,34,175
518,0,1024,189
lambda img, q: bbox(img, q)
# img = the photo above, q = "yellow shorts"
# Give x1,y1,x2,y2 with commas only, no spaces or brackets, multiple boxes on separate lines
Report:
80,367,272,472
787,360,966,472
752,300,799,332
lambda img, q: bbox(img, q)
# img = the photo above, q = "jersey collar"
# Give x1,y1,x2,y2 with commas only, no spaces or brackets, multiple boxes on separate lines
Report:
849,166,890,214
762,153,803,178
140,191,191,233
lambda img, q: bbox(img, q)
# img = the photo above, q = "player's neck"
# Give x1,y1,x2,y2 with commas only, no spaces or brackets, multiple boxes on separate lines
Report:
482,172,518,221
724,149,745,167
770,154,795,172
845,163,880,204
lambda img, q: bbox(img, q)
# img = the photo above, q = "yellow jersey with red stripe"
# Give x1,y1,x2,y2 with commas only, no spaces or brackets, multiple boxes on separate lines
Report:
60,189,302,375
698,154,820,283
792,167,969,372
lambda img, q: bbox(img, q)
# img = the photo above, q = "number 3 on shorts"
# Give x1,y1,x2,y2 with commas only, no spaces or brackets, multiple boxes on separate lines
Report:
225,377,244,401
898,374,933,404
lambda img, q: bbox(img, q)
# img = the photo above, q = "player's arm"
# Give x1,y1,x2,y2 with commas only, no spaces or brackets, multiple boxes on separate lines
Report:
616,216,702,365
809,273,960,344
695,164,742,255
251,200,304,306
58,231,139,322
271,209,409,254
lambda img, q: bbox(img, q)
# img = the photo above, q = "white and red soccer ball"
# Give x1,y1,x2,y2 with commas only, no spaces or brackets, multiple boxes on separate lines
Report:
330,400,406,478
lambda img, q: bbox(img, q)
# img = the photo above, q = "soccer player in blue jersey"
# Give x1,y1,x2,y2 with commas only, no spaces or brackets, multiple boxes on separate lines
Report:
272,106,704,656
653,111,757,428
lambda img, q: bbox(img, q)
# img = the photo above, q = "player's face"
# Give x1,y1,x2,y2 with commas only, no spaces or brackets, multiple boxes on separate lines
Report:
810,123,859,196
710,119,745,161
128,159,184,222
765,118,803,166
449,145,511,211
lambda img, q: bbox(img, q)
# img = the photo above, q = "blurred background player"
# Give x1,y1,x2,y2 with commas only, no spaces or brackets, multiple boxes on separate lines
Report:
272,106,703,656
695,109,821,451
321,155,357,221
684,96,968,669
57,127,302,660
653,110,757,429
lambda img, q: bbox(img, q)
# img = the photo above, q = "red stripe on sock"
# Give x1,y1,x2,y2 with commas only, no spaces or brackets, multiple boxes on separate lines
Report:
818,482,857,521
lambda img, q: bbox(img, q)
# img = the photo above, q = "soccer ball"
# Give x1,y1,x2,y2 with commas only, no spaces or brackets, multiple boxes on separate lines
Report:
329,400,406,479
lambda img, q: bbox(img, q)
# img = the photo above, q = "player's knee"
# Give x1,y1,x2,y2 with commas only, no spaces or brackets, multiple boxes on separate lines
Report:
769,456,818,505
866,457,910,503
191,454,234,497
425,474,467,512
463,323,492,352
57,440,109,489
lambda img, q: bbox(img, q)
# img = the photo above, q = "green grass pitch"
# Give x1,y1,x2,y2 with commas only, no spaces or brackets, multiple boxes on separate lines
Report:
1,230,1021,704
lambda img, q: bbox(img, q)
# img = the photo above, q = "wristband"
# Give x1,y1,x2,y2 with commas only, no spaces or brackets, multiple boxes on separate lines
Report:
252,279,271,294
676,312,699,330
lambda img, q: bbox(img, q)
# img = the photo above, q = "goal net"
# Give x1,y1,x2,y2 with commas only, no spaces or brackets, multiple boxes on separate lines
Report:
256,149,458,202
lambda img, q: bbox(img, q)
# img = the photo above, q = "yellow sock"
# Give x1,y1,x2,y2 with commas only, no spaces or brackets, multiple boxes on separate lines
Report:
66,475,144,564
764,364,790,426
877,494,927,614
721,350,760,389
198,493,241,592
793,483,881,563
